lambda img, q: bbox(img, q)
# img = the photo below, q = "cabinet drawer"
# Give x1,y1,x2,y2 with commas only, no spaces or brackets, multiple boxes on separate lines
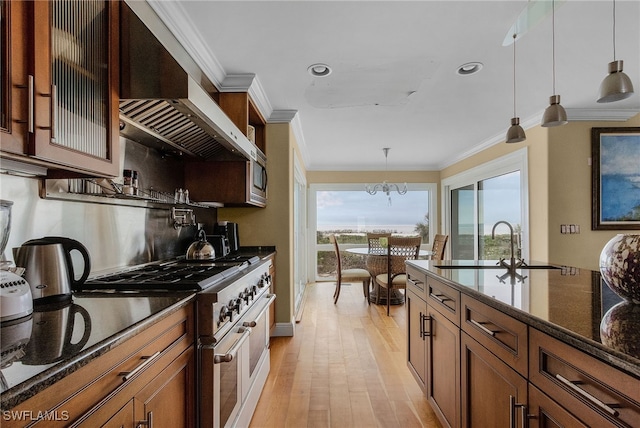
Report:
427,276,460,326
4,305,194,427
529,328,640,427
461,294,528,377
406,265,427,297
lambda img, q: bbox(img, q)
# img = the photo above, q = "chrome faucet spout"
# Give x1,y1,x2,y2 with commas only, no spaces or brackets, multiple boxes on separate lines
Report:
491,220,520,272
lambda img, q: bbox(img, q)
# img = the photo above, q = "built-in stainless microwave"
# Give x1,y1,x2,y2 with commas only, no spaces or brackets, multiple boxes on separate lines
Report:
249,149,267,206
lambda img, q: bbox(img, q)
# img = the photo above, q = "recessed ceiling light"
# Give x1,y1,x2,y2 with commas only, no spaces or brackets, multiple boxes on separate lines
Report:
456,62,483,76
308,63,332,77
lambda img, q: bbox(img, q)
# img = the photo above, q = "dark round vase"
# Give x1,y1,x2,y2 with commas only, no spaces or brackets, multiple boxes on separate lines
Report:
599,234,640,304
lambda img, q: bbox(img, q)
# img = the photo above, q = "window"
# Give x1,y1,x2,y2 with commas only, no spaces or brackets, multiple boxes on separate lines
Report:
309,183,437,280
443,149,529,261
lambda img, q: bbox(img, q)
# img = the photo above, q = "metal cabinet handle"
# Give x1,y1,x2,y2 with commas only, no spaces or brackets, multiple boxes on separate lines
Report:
407,276,423,288
421,313,431,338
429,292,451,304
214,328,251,363
28,75,34,133
469,319,498,336
509,395,528,428
119,351,161,382
50,84,57,142
136,411,153,428
555,374,620,417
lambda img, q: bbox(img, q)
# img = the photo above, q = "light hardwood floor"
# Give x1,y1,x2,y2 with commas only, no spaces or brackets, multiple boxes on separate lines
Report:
250,282,442,428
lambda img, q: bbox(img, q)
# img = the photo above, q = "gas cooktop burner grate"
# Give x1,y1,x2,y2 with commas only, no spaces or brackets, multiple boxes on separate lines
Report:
81,258,255,292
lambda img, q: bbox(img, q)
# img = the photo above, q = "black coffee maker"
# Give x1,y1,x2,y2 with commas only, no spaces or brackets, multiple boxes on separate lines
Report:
213,222,239,254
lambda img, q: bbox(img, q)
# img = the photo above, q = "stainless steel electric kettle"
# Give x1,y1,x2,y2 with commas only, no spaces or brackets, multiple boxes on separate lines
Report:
13,237,91,304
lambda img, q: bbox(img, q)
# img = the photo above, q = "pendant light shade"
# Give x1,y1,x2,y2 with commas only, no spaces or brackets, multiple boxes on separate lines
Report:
507,118,526,143
598,0,634,103
542,95,568,127
598,61,635,103
541,0,568,128
506,34,526,144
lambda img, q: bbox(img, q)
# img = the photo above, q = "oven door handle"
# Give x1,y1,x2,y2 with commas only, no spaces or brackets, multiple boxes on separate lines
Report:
213,327,251,364
242,294,276,327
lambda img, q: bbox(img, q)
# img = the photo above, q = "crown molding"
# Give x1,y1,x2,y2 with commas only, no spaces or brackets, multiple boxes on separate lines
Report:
439,110,544,170
220,74,256,92
269,110,311,168
565,108,639,121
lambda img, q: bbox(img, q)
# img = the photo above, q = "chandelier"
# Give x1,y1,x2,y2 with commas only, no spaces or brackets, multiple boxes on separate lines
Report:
365,148,407,206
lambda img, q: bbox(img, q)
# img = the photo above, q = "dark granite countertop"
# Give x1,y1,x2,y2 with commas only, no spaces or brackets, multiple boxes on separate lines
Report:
0,292,195,409
406,259,640,379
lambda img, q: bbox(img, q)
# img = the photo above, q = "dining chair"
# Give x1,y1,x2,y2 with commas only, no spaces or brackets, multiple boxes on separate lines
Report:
374,236,421,315
367,232,391,254
431,234,449,261
329,234,371,304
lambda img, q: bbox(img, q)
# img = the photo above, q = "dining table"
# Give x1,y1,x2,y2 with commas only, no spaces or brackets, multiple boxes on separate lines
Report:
345,247,431,305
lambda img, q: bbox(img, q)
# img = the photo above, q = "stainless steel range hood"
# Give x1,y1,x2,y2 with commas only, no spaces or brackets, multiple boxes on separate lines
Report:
119,2,256,161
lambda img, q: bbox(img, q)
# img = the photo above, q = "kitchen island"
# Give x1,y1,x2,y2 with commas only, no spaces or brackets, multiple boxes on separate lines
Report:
406,259,640,428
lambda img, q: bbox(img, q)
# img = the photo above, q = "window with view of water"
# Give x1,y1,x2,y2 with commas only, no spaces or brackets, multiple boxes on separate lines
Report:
310,184,436,279
445,150,528,262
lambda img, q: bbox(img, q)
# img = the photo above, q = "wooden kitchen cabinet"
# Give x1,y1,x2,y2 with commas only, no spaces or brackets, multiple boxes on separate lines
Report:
185,91,268,207
529,328,640,427
0,0,120,177
407,287,428,389
528,384,588,428
461,294,528,377
406,266,460,428
461,332,528,427
0,0,28,155
219,92,266,154
3,304,195,428
426,304,460,428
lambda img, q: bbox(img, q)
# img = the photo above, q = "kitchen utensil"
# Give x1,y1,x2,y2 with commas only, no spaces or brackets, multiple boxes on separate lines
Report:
13,237,91,303
21,301,92,365
213,221,239,253
207,235,230,258
186,229,215,260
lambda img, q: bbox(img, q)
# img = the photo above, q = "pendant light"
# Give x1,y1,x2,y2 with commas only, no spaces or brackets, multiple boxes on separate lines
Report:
506,34,526,144
541,0,568,127
597,0,634,103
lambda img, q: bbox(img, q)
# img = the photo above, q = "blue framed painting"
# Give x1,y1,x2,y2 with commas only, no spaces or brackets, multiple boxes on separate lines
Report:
592,127,640,230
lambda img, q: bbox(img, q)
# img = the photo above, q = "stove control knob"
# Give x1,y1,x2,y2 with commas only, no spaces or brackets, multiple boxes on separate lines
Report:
218,305,229,325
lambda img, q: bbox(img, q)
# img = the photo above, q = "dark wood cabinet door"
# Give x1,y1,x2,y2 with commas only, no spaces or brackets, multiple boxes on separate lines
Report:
101,400,135,428
0,0,29,154
461,332,527,428
406,289,427,391
28,0,120,176
134,347,196,428
528,384,588,428
427,305,460,428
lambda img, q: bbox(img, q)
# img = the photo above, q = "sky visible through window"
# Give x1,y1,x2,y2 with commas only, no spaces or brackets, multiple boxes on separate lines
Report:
316,190,429,235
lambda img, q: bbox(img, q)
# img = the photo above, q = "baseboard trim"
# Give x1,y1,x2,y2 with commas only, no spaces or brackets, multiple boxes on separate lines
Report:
272,320,295,337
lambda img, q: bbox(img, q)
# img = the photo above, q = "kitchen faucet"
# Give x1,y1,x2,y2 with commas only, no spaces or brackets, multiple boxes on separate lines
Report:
491,221,526,273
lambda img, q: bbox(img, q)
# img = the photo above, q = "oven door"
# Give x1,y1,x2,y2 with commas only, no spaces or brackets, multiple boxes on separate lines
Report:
199,326,250,428
243,293,276,385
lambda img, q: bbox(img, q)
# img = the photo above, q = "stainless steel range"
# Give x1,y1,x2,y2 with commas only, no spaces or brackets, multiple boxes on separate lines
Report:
80,254,275,428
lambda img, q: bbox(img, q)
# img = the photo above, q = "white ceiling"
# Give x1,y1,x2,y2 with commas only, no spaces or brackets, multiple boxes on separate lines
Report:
149,0,640,171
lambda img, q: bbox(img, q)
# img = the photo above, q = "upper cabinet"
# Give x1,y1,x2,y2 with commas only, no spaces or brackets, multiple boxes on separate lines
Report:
0,0,120,177
219,92,266,155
